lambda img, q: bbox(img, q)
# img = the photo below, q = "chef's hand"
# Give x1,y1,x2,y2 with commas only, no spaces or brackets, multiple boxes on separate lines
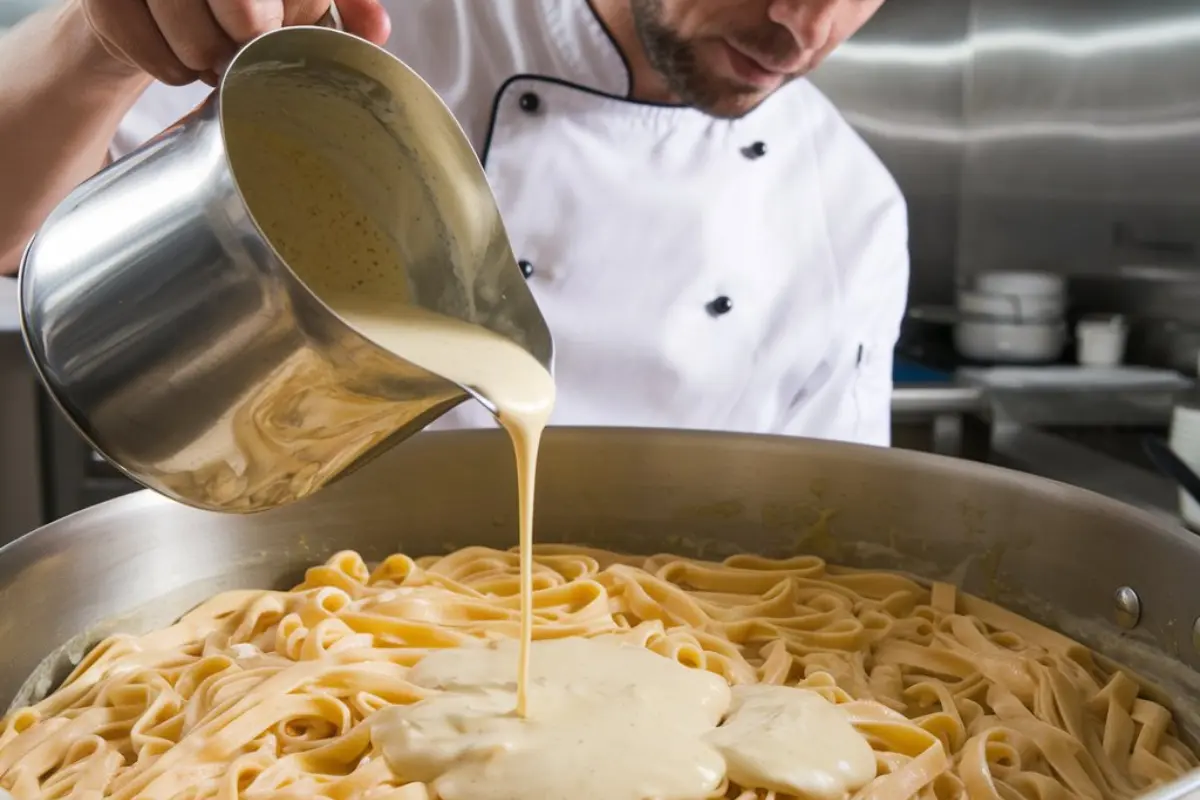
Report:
79,0,391,87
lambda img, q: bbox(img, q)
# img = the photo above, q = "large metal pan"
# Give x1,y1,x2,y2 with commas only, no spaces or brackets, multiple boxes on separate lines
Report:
2,429,1200,795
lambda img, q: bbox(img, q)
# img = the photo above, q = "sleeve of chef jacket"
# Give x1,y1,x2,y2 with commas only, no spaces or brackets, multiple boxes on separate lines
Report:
783,96,910,448
843,194,908,448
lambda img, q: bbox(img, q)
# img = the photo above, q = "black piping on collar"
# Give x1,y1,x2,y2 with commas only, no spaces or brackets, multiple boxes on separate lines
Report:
479,73,689,168
477,67,786,168
582,0,634,95
581,0,692,111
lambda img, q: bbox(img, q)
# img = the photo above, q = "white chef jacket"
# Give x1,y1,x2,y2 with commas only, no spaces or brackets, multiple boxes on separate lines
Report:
111,0,909,446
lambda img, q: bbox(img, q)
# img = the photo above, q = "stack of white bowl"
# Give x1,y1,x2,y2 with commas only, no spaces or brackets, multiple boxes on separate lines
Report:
954,271,1067,364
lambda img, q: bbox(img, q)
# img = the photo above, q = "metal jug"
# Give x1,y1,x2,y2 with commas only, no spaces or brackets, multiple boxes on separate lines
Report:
18,25,553,514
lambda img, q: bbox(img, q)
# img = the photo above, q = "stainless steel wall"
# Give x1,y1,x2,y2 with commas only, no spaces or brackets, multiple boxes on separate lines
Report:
813,0,970,305
814,0,1200,305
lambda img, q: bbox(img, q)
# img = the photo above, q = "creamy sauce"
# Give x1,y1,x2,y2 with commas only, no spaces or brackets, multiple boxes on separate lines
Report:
371,637,731,800
229,116,878,800
710,685,877,799
370,637,877,800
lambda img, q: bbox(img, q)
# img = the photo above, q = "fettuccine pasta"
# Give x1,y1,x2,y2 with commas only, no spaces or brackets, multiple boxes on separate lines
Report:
0,546,1195,799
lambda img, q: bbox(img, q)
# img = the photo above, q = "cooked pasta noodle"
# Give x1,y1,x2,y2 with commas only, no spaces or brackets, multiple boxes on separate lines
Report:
1,545,1195,799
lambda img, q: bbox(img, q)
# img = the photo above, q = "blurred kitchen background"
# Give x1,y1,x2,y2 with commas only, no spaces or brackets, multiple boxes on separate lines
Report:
2,0,1200,541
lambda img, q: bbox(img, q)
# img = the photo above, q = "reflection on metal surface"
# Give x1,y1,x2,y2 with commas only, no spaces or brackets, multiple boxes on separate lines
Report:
960,1,1200,277
890,385,984,415
18,27,552,514
845,114,1200,146
837,18,1200,65
990,422,1179,523
813,0,967,305
1113,586,1143,630
890,385,992,460
815,1,1200,303
1136,769,1200,800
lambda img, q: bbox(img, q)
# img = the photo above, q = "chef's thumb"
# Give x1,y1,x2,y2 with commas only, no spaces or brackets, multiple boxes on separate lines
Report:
335,0,392,45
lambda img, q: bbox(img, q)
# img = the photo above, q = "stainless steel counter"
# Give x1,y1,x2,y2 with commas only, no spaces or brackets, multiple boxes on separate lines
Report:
981,386,1185,428
891,378,1189,528
892,385,984,416
890,384,988,460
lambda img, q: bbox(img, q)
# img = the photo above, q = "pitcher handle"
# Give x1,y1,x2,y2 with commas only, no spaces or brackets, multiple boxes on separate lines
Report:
316,1,344,30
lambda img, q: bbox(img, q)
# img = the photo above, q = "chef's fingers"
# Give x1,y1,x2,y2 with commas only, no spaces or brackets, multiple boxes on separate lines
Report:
206,0,286,43
334,0,391,44
83,0,389,88
280,0,336,26
82,0,196,86
209,0,389,43
147,0,237,74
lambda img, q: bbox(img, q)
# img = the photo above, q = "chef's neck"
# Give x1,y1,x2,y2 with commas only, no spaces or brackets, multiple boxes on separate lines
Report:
589,0,680,106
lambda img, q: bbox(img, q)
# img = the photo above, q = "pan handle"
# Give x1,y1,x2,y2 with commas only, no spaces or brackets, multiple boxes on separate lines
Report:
1143,435,1200,507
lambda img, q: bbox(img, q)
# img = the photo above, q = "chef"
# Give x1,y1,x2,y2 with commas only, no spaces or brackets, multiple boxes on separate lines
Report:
0,0,906,446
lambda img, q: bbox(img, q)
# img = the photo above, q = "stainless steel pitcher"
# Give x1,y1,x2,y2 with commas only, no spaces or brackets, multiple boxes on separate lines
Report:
18,25,553,514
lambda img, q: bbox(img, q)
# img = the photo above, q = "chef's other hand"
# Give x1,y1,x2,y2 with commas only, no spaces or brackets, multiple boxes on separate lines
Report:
79,0,391,87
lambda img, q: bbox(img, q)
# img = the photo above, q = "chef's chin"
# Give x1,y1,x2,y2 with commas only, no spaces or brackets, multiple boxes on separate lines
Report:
691,85,776,120
678,39,792,119
632,7,795,119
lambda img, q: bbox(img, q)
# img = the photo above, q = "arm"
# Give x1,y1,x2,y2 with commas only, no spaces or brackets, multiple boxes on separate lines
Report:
0,4,150,276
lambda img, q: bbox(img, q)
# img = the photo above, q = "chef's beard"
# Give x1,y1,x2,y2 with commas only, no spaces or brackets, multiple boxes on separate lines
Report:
630,0,804,119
